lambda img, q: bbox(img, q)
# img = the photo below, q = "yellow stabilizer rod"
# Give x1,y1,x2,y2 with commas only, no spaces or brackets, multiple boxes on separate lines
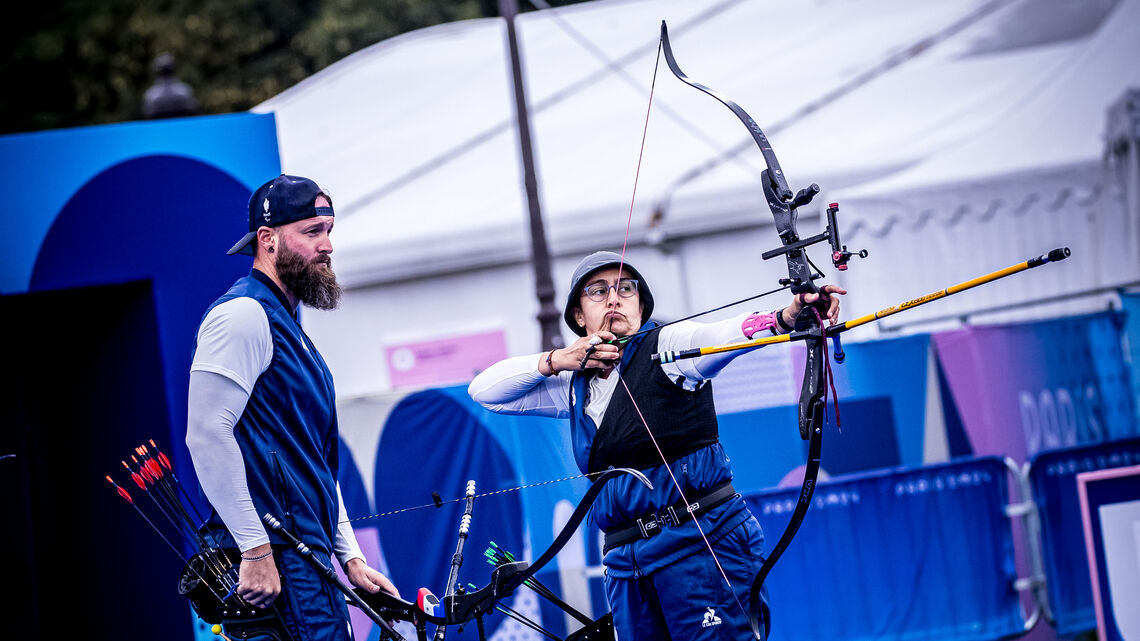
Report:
653,248,1070,364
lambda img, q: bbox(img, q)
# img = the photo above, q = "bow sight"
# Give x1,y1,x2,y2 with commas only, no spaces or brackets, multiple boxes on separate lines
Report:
760,197,869,286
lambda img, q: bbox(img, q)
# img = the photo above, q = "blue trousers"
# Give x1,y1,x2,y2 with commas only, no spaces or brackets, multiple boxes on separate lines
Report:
605,517,768,641
226,547,353,641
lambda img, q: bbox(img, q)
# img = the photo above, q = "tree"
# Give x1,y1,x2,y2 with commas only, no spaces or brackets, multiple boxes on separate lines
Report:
1,0,489,134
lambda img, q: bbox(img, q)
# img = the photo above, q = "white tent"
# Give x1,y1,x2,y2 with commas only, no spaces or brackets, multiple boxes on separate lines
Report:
255,0,1140,396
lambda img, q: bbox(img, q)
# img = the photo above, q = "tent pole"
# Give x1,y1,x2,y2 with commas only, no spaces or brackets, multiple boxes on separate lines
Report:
502,0,563,350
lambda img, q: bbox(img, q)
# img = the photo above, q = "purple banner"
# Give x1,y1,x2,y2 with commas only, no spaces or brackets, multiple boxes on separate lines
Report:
933,311,1135,463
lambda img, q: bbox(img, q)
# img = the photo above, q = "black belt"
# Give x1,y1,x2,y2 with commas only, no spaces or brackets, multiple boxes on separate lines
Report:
603,482,738,553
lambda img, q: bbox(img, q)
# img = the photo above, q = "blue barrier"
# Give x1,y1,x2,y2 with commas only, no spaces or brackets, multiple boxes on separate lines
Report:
746,456,1025,641
1027,437,1140,636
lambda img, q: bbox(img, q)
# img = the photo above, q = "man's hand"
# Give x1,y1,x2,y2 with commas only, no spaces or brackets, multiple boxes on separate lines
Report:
237,543,281,608
345,558,400,598
783,284,847,326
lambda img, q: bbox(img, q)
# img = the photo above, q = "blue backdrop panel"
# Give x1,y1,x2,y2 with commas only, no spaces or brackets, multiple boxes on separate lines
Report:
374,389,526,639
1122,292,1140,427
717,333,930,494
1,112,281,513
368,387,605,639
718,404,805,491
720,397,901,493
1,112,279,293
1027,437,1140,636
716,334,930,493
1,114,280,641
823,334,933,466
746,457,1024,641
338,435,373,520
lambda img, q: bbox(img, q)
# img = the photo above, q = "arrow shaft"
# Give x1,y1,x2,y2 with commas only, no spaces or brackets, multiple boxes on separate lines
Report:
655,249,1071,362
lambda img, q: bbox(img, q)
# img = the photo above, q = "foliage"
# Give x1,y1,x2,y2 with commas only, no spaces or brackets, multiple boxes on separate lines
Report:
1,0,497,134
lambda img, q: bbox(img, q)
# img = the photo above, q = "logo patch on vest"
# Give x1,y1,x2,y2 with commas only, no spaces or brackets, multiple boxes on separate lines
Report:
702,607,722,628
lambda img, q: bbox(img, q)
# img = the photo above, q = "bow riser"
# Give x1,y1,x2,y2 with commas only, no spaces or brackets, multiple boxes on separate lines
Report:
796,320,827,441
762,172,820,296
658,20,844,641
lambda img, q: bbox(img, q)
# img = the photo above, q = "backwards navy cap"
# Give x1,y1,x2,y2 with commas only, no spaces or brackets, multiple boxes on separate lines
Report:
227,174,333,256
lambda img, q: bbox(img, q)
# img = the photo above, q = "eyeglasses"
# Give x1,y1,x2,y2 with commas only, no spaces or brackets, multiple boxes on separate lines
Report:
582,279,639,302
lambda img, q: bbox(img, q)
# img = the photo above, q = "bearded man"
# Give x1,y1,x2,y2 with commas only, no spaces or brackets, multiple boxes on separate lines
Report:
186,174,398,641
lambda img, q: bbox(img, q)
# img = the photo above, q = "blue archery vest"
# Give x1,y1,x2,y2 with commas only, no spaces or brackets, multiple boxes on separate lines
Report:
195,271,340,553
579,325,719,474
568,323,741,539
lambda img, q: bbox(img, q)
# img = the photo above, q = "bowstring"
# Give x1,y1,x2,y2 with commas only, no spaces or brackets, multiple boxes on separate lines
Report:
343,472,597,524
605,29,753,630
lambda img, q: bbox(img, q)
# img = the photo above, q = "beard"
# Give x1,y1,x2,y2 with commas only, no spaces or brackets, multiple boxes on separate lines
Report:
276,241,342,310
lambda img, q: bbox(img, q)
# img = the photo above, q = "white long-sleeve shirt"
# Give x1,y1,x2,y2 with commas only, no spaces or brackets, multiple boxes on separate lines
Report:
185,296,364,565
468,312,771,425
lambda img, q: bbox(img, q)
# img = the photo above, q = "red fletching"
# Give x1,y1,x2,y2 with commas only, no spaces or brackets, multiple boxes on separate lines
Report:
149,440,173,470
131,456,151,483
146,458,163,479
106,476,134,504
123,461,146,489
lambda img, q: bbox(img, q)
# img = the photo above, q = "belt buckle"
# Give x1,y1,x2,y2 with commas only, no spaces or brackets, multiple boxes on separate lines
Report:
636,517,659,538
636,510,676,539
667,497,702,525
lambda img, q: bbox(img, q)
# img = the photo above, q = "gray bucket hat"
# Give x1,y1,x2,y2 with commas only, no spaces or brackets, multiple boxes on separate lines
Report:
563,251,655,336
